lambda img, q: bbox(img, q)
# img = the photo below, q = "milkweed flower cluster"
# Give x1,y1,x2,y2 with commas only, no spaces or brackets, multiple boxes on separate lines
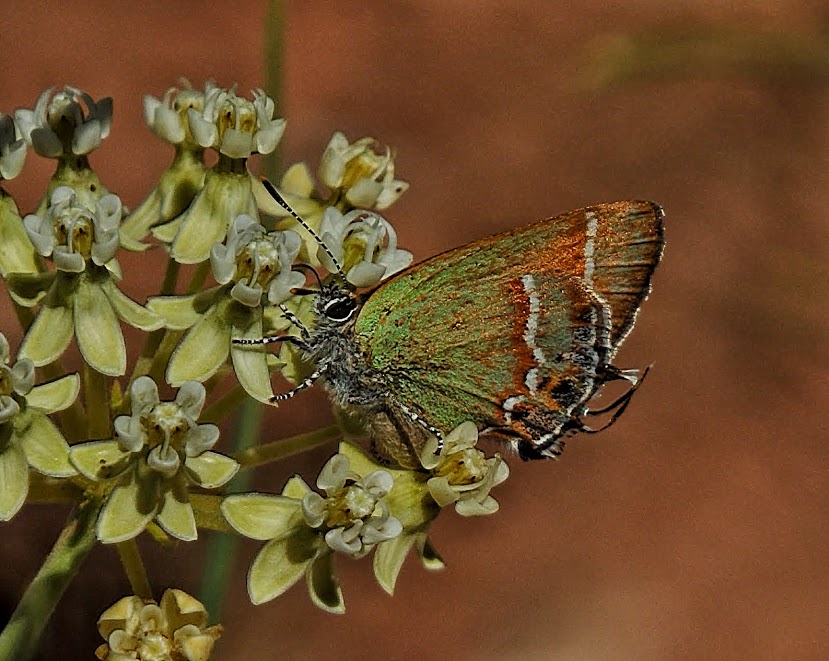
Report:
0,82,510,658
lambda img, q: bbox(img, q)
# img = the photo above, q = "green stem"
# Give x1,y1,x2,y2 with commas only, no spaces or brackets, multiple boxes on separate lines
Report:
191,494,232,533
131,257,181,383
186,262,210,295
199,396,262,624
0,499,100,661
83,362,110,439
115,540,152,600
145,329,183,385
27,475,83,502
233,423,341,468
200,383,248,424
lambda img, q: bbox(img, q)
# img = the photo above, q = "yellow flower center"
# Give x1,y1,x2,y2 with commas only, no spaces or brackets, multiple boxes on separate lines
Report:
0,368,11,397
434,448,488,486
55,213,94,258
142,402,189,453
325,482,377,528
340,151,382,191
236,239,279,288
215,96,256,143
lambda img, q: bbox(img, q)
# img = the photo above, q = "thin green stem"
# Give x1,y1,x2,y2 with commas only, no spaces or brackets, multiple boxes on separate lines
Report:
234,423,341,468
131,257,181,383
146,329,183,385
0,498,100,661
200,383,249,424
83,362,110,439
186,262,210,295
199,395,262,624
38,361,87,443
191,494,232,533
115,540,152,600
27,474,83,502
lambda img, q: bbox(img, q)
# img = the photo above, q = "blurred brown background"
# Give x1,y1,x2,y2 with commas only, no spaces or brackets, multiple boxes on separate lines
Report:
1,1,828,659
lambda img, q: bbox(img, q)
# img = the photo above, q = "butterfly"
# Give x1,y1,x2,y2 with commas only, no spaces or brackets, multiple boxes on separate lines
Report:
237,181,664,467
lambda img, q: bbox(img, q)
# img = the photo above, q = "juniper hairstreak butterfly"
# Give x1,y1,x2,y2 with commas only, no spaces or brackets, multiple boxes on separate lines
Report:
238,181,664,465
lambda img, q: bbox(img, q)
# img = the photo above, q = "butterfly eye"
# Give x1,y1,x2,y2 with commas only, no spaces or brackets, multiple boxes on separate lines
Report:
323,296,357,322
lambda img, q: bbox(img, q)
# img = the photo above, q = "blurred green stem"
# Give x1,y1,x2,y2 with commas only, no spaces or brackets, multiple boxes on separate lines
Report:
0,499,100,661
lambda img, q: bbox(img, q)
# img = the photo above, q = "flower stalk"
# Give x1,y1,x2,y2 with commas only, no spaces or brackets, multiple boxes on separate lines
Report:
0,498,100,661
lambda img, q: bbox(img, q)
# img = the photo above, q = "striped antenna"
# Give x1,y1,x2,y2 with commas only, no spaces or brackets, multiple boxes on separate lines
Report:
261,178,347,285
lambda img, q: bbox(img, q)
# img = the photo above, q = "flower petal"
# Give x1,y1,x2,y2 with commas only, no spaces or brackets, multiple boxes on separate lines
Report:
0,442,29,520
455,495,500,517
426,475,460,508
18,293,73,368
156,489,197,541
24,373,79,413
221,493,304,541
146,293,203,330
96,477,157,543
307,551,344,614
247,534,318,605
373,532,416,595
0,193,39,277
282,475,312,499
175,380,207,418
16,410,75,477
184,452,238,488
170,170,255,265
416,534,446,571
160,588,208,630
279,162,314,198
74,273,126,376
166,298,231,386
69,439,130,481
102,280,163,331
4,271,54,307
230,315,274,403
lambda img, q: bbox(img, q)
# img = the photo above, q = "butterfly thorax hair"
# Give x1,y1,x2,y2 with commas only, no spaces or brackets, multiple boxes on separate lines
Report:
303,283,388,410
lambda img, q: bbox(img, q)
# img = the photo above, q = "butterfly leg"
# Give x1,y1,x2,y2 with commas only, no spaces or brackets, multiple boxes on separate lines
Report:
583,364,651,417
268,366,327,404
392,399,445,454
232,334,306,347
277,302,311,340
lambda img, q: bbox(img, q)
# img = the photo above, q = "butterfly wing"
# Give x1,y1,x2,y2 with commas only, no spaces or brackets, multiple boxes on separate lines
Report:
355,200,664,449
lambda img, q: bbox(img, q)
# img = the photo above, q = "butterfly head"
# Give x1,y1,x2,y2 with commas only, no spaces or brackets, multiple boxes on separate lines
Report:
313,283,359,327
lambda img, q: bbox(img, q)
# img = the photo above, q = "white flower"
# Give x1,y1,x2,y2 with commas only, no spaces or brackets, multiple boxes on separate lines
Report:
23,186,121,272
187,84,285,158
420,421,510,516
301,453,402,557
70,377,238,543
319,132,408,210
317,206,413,287
15,86,112,157
96,589,221,661
0,112,27,180
0,332,78,521
143,80,209,146
209,214,304,306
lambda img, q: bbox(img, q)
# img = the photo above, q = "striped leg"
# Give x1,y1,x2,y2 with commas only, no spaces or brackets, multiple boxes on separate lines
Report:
232,334,305,347
393,398,445,454
268,367,326,404
277,302,310,339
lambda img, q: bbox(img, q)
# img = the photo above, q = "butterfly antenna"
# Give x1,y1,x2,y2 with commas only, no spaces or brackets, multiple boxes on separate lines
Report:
293,263,324,290
261,178,347,286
